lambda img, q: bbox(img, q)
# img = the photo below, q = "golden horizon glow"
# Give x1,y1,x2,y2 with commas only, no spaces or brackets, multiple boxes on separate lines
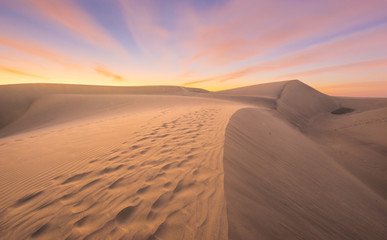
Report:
1,0,387,97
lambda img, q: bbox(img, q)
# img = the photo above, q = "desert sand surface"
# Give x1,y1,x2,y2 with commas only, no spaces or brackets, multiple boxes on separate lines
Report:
0,80,386,239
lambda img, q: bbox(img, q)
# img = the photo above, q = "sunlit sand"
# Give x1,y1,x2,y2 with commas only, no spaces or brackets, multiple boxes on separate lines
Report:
0,80,386,239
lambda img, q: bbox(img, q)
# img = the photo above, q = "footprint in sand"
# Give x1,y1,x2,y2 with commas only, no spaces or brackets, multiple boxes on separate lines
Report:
31,223,50,238
14,191,44,207
62,172,92,184
116,204,139,224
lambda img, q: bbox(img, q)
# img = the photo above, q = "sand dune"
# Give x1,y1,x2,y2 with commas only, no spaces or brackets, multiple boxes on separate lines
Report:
0,80,386,239
306,97,387,200
223,108,386,240
0,84,207,133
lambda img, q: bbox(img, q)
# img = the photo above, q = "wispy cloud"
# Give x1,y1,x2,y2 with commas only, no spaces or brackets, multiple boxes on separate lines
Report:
180,0,387,69
183,67,254,86
0,35,81,69
318,80,387,97
275,58,387,80
119,0,170,58
182,25,387,86
0,66,46,79
94,65,124,82
27,0,126,54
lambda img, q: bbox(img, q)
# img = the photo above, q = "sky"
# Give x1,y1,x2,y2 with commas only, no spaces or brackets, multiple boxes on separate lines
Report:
0,0,386,97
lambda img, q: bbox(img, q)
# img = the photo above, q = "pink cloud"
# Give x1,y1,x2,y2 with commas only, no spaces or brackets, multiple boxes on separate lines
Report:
180,0,387,69
119,0,170,58
27,0,126,54
182,25,387,86
0,35,81,69
275,59,387,80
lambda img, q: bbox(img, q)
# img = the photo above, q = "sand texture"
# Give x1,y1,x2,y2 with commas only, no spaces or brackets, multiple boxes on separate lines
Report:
0,80,386,239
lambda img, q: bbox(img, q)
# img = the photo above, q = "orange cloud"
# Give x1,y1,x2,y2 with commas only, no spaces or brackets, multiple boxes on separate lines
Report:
182,67,254,86
94,66,124,82
317,80,387,97
0,66,46,79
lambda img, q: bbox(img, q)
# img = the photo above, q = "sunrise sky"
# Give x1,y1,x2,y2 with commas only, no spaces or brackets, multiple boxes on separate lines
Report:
0,0,386,96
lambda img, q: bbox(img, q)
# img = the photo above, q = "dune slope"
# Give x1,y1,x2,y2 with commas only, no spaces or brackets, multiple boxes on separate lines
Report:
223,108,387,240
0,84,207,133
305,97,387,200
0,93,245,239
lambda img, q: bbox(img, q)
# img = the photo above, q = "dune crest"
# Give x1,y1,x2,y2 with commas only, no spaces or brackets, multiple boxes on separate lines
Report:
276,80,338,127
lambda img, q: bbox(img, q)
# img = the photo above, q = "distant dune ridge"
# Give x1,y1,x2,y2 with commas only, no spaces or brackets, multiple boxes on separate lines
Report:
0,80,386,239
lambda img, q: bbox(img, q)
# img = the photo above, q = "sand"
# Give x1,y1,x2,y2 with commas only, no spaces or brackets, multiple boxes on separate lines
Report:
0,80,386,239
